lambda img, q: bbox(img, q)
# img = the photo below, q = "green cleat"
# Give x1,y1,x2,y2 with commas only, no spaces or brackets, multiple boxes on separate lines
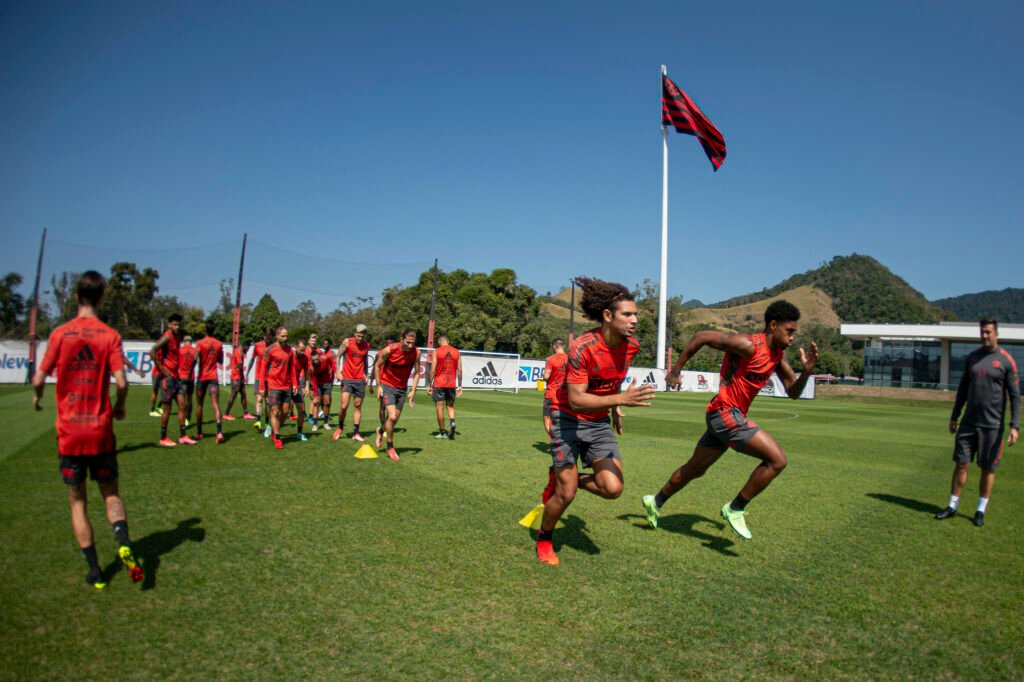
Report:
297,433,309,442
118,545,144,583
721,502,752,540
642,494,661,529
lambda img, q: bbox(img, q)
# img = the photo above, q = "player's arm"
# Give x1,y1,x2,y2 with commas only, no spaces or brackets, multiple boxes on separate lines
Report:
245,350,256,379
949,362,972,434
150,335,171,377
32,332,61,410
456,355,463,397
427,353,437,393
1007,363,1020,445
408,353,420,405
776,342,818,400
669,331,754,380
373,351,387,396
543,361,553,383
112,369,128,420
335,342,347,381
262,347,272,395
567,379,655,413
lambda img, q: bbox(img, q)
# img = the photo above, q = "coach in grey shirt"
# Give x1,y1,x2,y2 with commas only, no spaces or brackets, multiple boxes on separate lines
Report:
935,318,1020,526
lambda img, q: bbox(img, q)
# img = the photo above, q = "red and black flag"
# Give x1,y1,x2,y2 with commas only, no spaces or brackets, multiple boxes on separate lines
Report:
662,74,726,171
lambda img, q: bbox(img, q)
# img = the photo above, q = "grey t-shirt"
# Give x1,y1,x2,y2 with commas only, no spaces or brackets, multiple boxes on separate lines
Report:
952,347,1021,430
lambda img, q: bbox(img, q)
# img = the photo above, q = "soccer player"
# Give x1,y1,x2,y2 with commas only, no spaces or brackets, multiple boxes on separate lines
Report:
935,318,1019,526
335,324,371,441
293,338,311,425
427,334,462,440
31,271,143,589
542,338,568,438
223,339,254,420
178,335,197,427
194,320,226,443
311,337,336,431
373,329,420,461
147,356,163,417
247,327,274,430
534,277,655,566
262,326,306,449
151,313,194,446
642,300,818,540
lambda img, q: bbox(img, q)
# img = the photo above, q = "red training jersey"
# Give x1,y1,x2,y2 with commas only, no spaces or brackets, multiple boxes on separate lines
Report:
252,341,267,380
177,344,197,380
295,347,311,380
39,316,125,455
263,343,297,391
195,336,224,382
708,332,784,416
558,327,640,422
154,329,180,375
544,352,569,400
432,345,460,389
313,349,335,383
230,347,245,381
340,337,370,381
379,343,419,389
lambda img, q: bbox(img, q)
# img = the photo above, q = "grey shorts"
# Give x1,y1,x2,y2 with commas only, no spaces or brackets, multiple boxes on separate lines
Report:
196,380,219,398
549,410,620,469
268,389,293,407
697,407,761,450
59,453,118,486
543,398,553,417
382,385,408,411
432,387,456,404
160,376,183,403
954,425,1004,470
342,379,366,399
316,382,333,398
231,378,245,393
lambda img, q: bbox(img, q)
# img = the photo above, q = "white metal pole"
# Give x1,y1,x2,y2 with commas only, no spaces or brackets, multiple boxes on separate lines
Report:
657,65,669,370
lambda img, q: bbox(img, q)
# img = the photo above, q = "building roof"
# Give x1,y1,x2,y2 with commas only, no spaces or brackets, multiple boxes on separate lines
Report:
841,323,1024,343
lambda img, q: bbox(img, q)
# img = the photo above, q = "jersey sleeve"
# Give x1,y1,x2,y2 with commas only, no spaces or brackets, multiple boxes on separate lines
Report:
1007,357,1020,430
38,330,61,376
566,344,590,384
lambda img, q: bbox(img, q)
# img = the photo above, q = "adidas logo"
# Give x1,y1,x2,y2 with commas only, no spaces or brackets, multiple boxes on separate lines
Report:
76,346,96,362
68,344,100,372
641,371,657,385
472,361,503,386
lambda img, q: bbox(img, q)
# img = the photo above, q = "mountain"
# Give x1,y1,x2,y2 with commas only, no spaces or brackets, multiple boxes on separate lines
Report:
932,288,1024,324
708,254,954,324
683,285,839,330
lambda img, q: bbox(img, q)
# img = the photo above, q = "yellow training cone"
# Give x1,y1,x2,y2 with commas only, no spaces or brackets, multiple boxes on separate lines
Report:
354,444,378,459
518,504,545,529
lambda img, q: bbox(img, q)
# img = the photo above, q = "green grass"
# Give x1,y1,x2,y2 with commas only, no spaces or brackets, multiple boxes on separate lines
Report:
1,386,1021,679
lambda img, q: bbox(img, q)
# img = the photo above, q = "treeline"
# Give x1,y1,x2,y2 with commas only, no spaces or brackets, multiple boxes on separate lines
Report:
933,288,1024,323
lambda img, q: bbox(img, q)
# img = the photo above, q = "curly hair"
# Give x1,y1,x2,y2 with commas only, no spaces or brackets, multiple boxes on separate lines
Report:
574,277,634,322
764,300,800,326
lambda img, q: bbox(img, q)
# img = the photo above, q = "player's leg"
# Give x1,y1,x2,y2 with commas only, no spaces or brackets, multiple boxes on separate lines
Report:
224,381,237,418
61,456,105,588
642,441,726,529
937,430,974,519
733,429,787,502
239,381,250,417
384,402,402,460
294,390,307,441
973,428,1002,526
253,379,264,427
183,383,194,426
149,374,161,416
335,388,351,440
210,383,223,442
446,399,456,440
321,386,332,426
376,393,387,448
195,385,206,438
434,397,446,437
97,471,143,584
537,465,579,566
175,389,194,444
577,458,624,500
158,377,176,446
351,393,364,440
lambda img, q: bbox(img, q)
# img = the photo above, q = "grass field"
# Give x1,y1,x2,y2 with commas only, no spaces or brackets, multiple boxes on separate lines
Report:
1,385,1021,679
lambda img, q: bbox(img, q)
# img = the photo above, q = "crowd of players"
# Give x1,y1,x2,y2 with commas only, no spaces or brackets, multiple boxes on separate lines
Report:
31,271,1020,584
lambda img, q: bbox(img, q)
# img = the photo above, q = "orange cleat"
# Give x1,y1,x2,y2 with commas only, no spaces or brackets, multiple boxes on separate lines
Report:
178,436,197,445
536,540,559,566
223,414,236,421
215,433,225,444
274,437,284,450
159,438,177,447
351,433,365,442
387,448,400,461
333,428,342,441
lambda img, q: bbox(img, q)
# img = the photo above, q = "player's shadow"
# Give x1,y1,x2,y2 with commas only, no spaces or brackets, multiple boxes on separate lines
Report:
103,517,206,591
531,442,550,455
119,442,160,454
395,447,423,456
522,515,600,556
618,512,738,557
865,493,942,516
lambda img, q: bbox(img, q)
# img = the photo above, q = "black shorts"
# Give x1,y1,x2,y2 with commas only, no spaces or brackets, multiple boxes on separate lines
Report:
543,398,553,417
697,407,761,450
549,410,620,469
342,380,366,399
231,378,245,393
181,380,195,396
59,453,118,486
432,387,457,404
268,389,293,407
197,380,219,398
160,376,183,403
317,382,333,398
382,385,408,411
954,425,1004,470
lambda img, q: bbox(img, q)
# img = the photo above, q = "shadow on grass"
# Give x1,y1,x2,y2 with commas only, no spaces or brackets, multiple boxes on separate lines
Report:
866,492,942,516
618,512,738,557
104,517,206,591
395,447,423,456
531,442,550,455
521,514,600,556
120,441,162,454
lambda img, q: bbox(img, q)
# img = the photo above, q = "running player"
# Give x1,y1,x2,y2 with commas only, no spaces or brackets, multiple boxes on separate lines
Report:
31,271,143,589
247,327,273,430
642,300,818,540
534,277,655,566
934,318,1019,526
334,324,371,442
262,326,306,449
542,338,568,438
373,330,420,461
311,337,336,431
194,320,225,443
428,334,462,440
151,313,194,446
223,339,253,420
178,335,197,427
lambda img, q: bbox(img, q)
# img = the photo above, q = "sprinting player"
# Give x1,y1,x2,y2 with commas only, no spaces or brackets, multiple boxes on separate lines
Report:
223,339,254,420
31,271,142,589
542,338,569,438
334,324,371,442
194,320,225,443
642,300,818,540
247,327,274,429
534,277,655,566
151,313,194,446
262,326,306,449
373,330,420,461
178,335,197,427
427,334,462,440
935,318,1019,526
311,337,336,431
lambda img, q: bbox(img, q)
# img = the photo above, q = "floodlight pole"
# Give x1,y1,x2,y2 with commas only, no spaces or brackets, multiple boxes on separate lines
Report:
25,228,47,384
657,64,669,371
232,233,247,348
426,258,439,377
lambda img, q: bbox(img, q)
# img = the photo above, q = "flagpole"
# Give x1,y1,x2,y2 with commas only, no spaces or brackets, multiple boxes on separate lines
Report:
657,65,669,370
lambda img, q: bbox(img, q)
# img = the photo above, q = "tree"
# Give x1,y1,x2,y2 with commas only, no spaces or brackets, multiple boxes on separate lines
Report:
103,262,160,338
50,271,80,325
246,294,283,341
0,272,25,334
149,295,206,339
283,300,321,330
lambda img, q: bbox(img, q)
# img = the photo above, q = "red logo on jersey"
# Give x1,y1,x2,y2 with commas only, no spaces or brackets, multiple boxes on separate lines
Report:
993,360,1001,368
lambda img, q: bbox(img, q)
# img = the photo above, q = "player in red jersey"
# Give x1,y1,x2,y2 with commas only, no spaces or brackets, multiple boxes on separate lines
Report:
223,339,254,420
542,338,568,438
427,334,462,440
292,338,310,425
150,313,194,446
194,320,226,443
247,327,274,430
642,300,818,541
535,278,656,566
373,329,420,461
178,335,197,428
310,337,336,431
31,271,142,589
334,324,371,441
262,326,306,449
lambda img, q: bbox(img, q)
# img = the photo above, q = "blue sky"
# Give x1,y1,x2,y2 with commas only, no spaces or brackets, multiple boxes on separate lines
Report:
2,1,1021,313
